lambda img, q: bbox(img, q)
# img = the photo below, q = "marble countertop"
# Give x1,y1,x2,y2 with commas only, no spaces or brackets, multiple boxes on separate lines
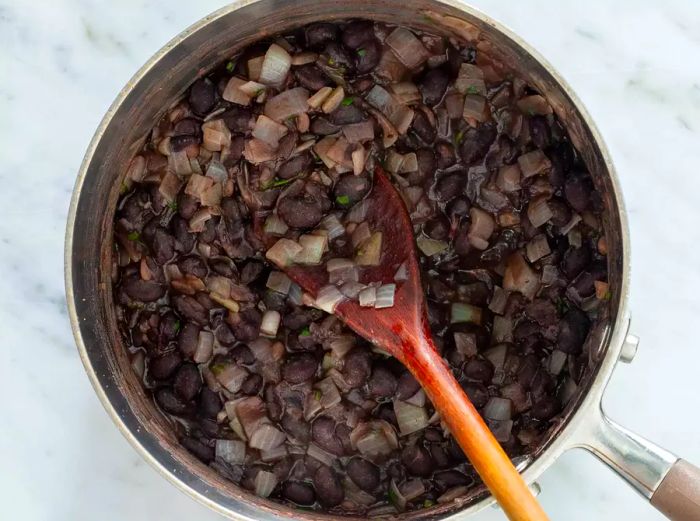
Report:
1,1,699,519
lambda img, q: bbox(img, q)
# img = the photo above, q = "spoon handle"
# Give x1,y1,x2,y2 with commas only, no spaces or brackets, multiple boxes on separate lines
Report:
402,336,549,521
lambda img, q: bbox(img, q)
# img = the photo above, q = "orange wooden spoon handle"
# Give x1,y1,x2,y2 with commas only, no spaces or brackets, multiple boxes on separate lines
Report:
402,336,549,521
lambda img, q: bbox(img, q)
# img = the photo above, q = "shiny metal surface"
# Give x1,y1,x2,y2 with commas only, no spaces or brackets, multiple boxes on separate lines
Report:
64,0,684,519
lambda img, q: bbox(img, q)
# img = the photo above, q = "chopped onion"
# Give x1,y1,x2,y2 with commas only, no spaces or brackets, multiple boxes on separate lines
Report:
315,376,342,409
266,238,303,267
541,264,562,286
243,138,276,164
417,236,448,257
527,195,553,228
462,94,487,123
327,258,358,285
159,172,183,202
296,111,310,133
496,164,521,192
389,82,421,105
488,286,510,315
259,43,291,85
307,443,335,466
548,349,568,375
294,233,328,265
320,214,345,239
503,252,540,300
201,119,231,152
350,420,398,457
445,92,464,119
250,422,286,451
560,213,582,235
247,56,264,81
314,136,338,168
263,214,289,236
127,155,147,182
516,94,552,115
487,419,514,442
373,284,396,309
385,27,429,69
391,105,415,135
351,146,366,176
454,332,478,357
467,207,495,250
343,120,375,143
266,270,292,295
209,293,240,313
185,173,214,200
168,148,192,176
405,389,426,408
223,77,252,105
346,199,369,223
291,51,318,65
438,486,470,504
239,80,266,97
492,315,513,343
594,280,610,300
188,207,213,233
193,331,214,363
261,443,288,462
260,310,281,337
484,343,508,370
327,137,352,167
568,227,582,248
315,284,345,313
254,470,278,498
252,114,288,147
518,150,552,178
201,183,222,207
215,439,245,465
389,479,407,510
248,337,274,363
399,152,418,173
394,400,429,436
264,87,309,122
216,364,248,393
450,302,483,325
358,286,377,307
308,86,333,109
329,335,355,357
400,479,426,501
340,281,365,299
235,397,268,439
355,231,382,266
322,86,345,113
455,63,485,94
559,377,578,405
368,107,398,148
483,397,513,421
366,85,397,114
526,234,551,262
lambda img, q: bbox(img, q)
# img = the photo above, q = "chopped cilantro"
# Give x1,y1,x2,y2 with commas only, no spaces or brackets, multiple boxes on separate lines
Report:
255,88,265,97
527,108,536,117
603,290,612,301
314,389,322,401
341,96,354,106
423,500,435,508
455,129,465,144
387,487,400,507
336,195,350,205
225,60,236,73
300,326,311,337
210,363,226,376
119,182,129,195
174,320,182,333
127,231,140,241
357,48,367,57
264,178,294,190
167,200,178,211
466,85,480,95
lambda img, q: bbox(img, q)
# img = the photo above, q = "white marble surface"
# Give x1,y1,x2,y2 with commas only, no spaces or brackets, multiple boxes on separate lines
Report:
1,1,699,519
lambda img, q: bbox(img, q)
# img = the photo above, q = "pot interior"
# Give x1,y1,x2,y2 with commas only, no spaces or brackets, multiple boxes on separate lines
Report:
68,0,625,519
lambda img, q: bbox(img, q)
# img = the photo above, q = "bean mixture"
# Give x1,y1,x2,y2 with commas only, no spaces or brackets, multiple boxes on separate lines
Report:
113,19,609,514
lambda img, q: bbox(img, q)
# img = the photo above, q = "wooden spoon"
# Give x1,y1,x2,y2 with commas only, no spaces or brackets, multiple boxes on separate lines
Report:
283,169,548,521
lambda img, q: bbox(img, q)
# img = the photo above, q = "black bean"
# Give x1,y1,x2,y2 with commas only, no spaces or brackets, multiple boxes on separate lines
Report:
173,117,201,137
346,457,380,492
198,387,222,419
122,277,165,302
419,67,450,106
221,106,252,133
172,217,196,254
561,244,591,279
230,344,255,365
435,142,456,169
171,134,200,152
150,352,182,380
150,229,175,265
231,308,261,342
189,78,217,115
240,373,263,395
396,371,420,400
401,444,433,477
278,193,325,229
341,21,374,49
283,353,318,384
281,407,311,443
557,307,590,354
312,416,344,456
313,465,344,507
342,347,372,388
178,323,200,358
181,436,214,463
564,174,592,213
178,256,207,278
368,364,398,398
529,116,551,149
411,110,436,143
328,104,365,125
435,173,465,202
173,295,209,325
459,123,496,164
310,116,342,136
158,313,180,343
409,148,436,185
430,445,451,469
278,153,312,180
240,261,264,284
461,382,489,408
282,481,316,505
447,196,470,218
531,396,560,421
423,216,450,241
173,363,202,401
435,470,470,489
293,64,332,91
334,173,371,206
323,42,354,73
155,387,190,415
548,197,572,227
305,23,339,49
463,358,494,383
355,38,381,74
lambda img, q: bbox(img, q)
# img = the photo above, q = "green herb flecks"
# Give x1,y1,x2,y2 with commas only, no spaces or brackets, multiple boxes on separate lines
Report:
210,363,226,376
225,61,236,73
127,231,140,241
300,326,311,337
263,177,294,190
466,85,481,95
423,500,435,508
336,195,350,206
357,48,367,57
314,389,322,401
455,129,465,145
556,297,570,316
341,96,354,106
167,200,178,211
174,320,182,333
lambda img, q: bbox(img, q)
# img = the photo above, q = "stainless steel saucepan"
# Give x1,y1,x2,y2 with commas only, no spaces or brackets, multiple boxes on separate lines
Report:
65,1,700,519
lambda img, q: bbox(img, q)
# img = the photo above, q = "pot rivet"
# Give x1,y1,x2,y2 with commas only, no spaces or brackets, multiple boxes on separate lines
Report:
620,334,639,363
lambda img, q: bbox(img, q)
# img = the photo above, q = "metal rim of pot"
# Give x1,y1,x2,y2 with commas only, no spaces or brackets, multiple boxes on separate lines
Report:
65,1,694,519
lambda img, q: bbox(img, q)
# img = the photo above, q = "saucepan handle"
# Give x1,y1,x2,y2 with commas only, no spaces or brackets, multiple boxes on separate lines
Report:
576,406,700,520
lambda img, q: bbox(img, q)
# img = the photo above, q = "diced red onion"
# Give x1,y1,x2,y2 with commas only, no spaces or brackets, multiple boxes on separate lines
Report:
327,137,352,167
322,86,345,113
215,439,246,465
243,138,276,164
350,222,371,248
201,183,222,207
483,397,513,421
222,77,252,105
375,283,396,309
339,281,366,299
235,396,268,438
568,227,582,248
496,164,521,192
266,238,303,267
417,236,448,257
294,233,328,265
260,310,281,337
314,136,338,169
343,120,375,143
385,27,429,69
266,271,292,295
516,94,552,115
193,331,214,363
455,63,484,92
527,195,553,228
367,107,399,148
329,335,355,357
216,364,248,393
315,376,342,409
206,275,231,298
462,94,487,122
525,234,550,263
254,470,278,498
518,150,552,178
488,286,510,315
350,420,399,457
355,231,382,266
189,208,213,233
467,207,495,250
399,152,418,173
168,148,192,176
394,400,429,436
366,85,396,114
307,86,333,109
264,87,309,122
159,172,183,202
346,199,369,223
389,479,407,511
503,252,540,300
450,302,483,325
246,56,264,81
291,51,318,65
390,105,415,135
185,173,214,200
314,284,345,313
259,43,291,85
252,114,288,147
224,400,247,440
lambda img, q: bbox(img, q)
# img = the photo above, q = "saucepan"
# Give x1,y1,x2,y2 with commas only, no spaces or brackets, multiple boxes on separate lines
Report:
65,0,700,519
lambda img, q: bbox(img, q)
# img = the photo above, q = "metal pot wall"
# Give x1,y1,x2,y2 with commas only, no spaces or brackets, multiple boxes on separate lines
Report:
65,1,700,519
